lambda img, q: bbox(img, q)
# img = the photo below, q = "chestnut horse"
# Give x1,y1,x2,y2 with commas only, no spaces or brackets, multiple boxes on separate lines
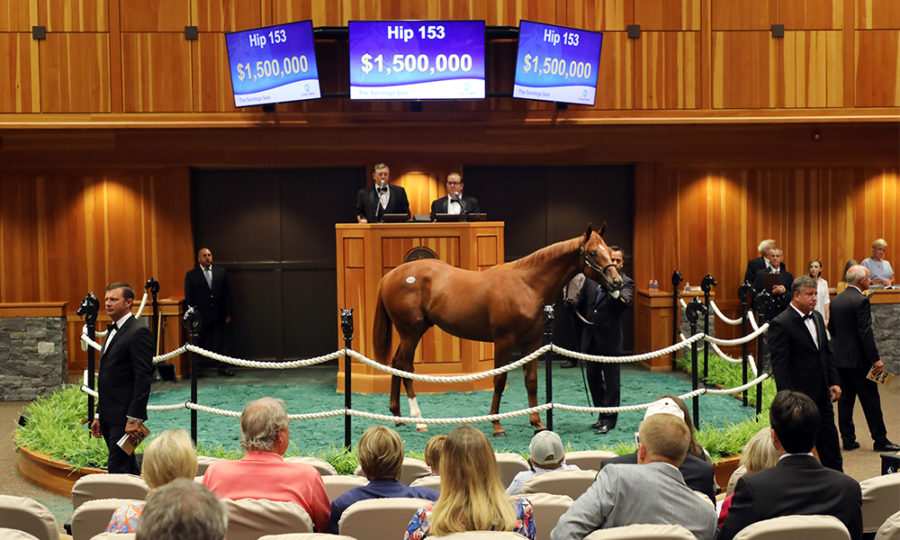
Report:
373,224,623,436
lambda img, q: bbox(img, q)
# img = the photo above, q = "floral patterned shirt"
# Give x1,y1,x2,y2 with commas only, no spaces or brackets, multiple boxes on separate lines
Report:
404,497,535,540
105,502,145,533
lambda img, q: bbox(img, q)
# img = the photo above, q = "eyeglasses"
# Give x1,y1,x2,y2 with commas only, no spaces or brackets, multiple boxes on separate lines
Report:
446,181,462,185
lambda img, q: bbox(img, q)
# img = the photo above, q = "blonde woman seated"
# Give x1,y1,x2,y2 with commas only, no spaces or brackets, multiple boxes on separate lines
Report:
717,427,779,528
404,425,536,540
105,429,198,533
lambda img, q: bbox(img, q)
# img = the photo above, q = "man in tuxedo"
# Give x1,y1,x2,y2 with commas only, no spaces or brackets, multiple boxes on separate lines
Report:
753,247,793,315
768,275,843,471
429,172,480,221
743,238,777,284
828,265,899,452
356,163,410,223
184,247,235,376
718,390,862,540
574,246,634,433
89,282,154,474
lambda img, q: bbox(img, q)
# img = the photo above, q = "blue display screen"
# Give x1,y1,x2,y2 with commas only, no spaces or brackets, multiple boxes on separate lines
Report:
225,20,321,107
349,20,486,100
513,20,603,106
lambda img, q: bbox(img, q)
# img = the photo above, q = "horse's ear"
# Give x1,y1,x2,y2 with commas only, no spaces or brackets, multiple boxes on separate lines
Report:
598,221,607,236
584,223,593,240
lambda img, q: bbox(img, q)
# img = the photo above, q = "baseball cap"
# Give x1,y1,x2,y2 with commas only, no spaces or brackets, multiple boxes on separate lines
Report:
529,430,564,466
644,397,685,420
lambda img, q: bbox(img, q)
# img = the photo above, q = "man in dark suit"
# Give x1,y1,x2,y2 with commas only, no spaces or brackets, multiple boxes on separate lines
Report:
718,390,862,540
89,282,154,474
575,246,634,434
743,238,776,284
768,275,843,471
753,247,793,315
828,265,899,452
429,172,480,221
184,247,235,376
356,163,410,223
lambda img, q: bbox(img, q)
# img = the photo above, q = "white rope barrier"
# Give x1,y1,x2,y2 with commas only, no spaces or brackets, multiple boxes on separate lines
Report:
709,300,743,325
748,311,760,331
702,323,768,346
551,335,704,363
186,344,348,369
704,372,770,394
345,346,550,382
134,291,148,319
680,333,759,377
679,298,688,309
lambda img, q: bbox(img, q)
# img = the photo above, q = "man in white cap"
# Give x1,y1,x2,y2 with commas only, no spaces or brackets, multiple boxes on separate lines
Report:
598,396,716,504
551,397,717,540
506,430,580,495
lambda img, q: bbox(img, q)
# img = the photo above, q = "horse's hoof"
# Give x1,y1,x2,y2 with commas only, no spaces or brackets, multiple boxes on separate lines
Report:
415,424,429,432
493,431,507,438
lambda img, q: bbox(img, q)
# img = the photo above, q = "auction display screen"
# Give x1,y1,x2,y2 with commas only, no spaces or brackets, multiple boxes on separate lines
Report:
349,20,486,100
513,20,603,106
225,20,321,107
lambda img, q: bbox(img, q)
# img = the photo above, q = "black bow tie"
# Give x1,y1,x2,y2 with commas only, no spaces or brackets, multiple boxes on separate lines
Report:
377,187,387,194
108,322,117,332
802,313,814,321
449,198,460,204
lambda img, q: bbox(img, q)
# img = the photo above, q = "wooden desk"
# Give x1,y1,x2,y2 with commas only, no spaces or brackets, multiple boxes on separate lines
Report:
634,289,709,371
335,222,504,394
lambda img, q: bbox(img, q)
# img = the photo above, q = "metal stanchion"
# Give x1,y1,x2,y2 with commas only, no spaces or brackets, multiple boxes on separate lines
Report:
145,278,160,380
340,309,354,449
671,271,683,367
182,306,201,444
738,282,753,407
77,292,99,434
700,274,717,379
543,305,554,432
685,298,707,429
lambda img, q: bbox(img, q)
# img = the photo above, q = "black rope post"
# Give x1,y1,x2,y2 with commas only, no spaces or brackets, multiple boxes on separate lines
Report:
753,291,775,416
145,278,160,379
700,274,716,379
737,282,753,407
182,306,201,444
671,270,683,367
542,305,555,432
340,309,354,449
685,298,707,430
77,292,99,435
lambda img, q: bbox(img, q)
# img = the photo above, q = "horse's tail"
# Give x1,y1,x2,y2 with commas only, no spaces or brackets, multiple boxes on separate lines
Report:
373,286,393,365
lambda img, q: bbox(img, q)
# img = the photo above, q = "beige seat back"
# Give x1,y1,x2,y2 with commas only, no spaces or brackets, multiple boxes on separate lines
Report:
726,464,748,497
732,515,850,540
71,473,149,510
409,475,441,491
72,498,143,540
431,532,529,539
521,469,598,499
0,495,58,540
563,450,618,471
354,457,431,485
90,533,136,540
583,524,695,539
521,493,572,540
495,453,530,487
861,473,900,533
322,475,369,501
284,456,338,476
222,498,314,540
0,528,40,540
196,455,223,476
338,497,430,540
876,509,900,540
258,535,359,540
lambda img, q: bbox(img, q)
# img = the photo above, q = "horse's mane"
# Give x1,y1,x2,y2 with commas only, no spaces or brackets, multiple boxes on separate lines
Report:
504,235,584,270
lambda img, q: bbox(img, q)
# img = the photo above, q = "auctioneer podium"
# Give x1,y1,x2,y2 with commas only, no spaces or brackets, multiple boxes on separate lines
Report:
335,222,505,394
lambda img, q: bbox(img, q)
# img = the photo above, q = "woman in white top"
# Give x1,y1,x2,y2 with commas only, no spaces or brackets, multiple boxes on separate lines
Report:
807,259,830,324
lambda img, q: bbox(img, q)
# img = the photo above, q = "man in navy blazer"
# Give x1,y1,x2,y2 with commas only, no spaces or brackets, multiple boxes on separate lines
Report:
356,163,410,223
718,390,862,540
768,275,843,471
89,282,154,474
184,247,234,376
429,172,480,221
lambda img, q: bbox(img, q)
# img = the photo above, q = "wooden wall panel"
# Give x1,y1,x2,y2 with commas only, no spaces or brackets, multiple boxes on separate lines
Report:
0,0,32,31
856,0,900,29
568,0,628,31
595,32,632,109
783,31,843,107
854,30,900,106
38,0,108,32
272,0,337,26
0,34,39,112
39,33,111,113
634,0,700,31
635,31,699,109
122,33,192,112
120,0,189,32
779,0,843,30
192,33,241,112
712,32,776,108
192,0,262,32
711,0,776,30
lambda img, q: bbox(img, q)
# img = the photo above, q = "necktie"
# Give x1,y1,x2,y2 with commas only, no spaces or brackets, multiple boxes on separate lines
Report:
204,268,212,288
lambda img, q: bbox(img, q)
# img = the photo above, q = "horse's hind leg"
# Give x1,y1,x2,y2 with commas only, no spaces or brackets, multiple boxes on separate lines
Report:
489,337,514,437
523,341,545,431
401,377,428,432
391,333,425,429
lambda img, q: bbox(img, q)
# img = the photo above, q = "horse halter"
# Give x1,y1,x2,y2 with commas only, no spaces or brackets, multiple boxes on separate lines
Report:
580,244,618,289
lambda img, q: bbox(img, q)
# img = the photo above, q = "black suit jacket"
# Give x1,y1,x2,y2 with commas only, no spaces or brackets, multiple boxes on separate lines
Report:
769,306,838,408
184,265,233,326
753,268,793,315
577,273,635,355
356,184,410,222
827,287,879,370
600,452,716,505
718,455,862,540
429,195,480,221
744,257,788,284
97,315,154,425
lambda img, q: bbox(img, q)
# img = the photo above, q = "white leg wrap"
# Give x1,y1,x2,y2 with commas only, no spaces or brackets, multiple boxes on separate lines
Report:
408,397,428,432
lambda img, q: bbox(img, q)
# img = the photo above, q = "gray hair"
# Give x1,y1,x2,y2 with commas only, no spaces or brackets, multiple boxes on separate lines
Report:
239,397,289,453
845,265,869,285
757,239,776,255
791,275,816,295
873,238,887,249
136,478,226,540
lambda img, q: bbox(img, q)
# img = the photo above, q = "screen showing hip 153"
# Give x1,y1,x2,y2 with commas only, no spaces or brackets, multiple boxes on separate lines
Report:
349,20,486,100
225,20,321,107
513,20,603,106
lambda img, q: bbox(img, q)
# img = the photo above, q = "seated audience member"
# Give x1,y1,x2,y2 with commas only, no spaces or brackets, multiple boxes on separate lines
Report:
506,429,580,495
136,478,226,540
551,400,716,540
424,434,447,475
862,238,894,286
836,259,858,294
329,425,439,533
601,397,716,504
106,429,198,533
718,427,779,527
405,425,535,539
429,172,481,221
202,397,330,532
718,390,862,540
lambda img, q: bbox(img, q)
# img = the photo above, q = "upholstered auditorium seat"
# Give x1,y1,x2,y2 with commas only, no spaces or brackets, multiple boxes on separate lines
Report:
521,492,572,540
731,515,850,540
494,453,530,487
89,533,135,540
258,534,359,540
0,527,40,540
563,450,618,471
430,532,528,539
354,457,431,485
583,523,695,539
876,510,900,540
861,473,900,534
71,474,149,510
338,497,431,540
321,475,368,501
0,495,59,540
520,469,598,499
71,498,143,540
196,455,224,475
409,474,441,490
222,498,314,540
284,456,338,476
